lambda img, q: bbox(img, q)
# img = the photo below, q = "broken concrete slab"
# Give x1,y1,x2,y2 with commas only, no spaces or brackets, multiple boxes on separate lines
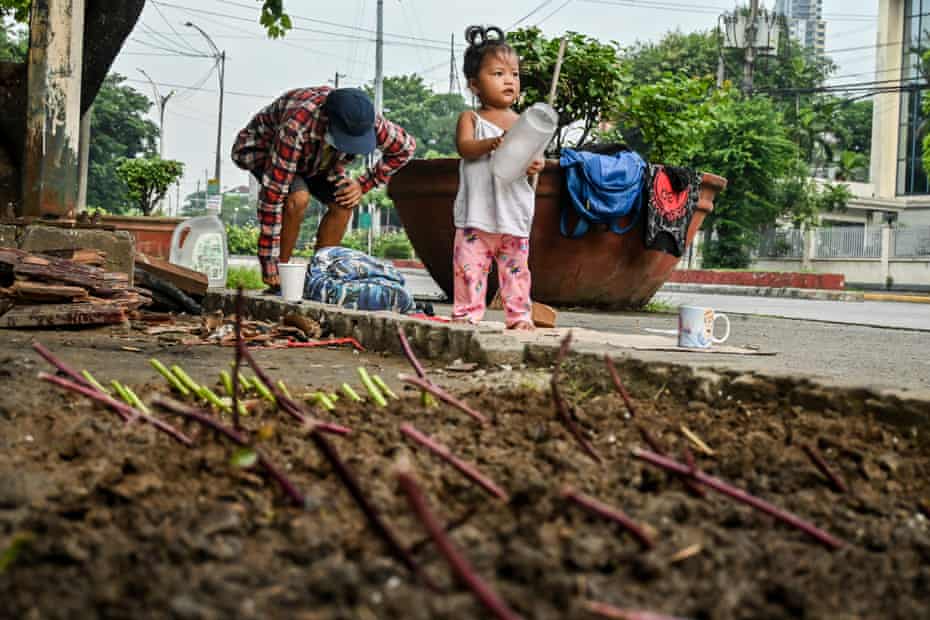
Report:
20,225,135,282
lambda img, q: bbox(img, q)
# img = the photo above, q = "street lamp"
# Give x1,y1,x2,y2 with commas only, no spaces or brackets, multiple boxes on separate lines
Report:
185,21,226,187
137,68,175,159
718,2,783,94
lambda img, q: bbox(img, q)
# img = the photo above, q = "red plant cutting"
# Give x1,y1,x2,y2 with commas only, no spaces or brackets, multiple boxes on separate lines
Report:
400,423,509,501
605,355,705,498
605,355,637,417
154,396,306,507
397,324,428,380
399,374,488,425
561,486,654,550
585,600,689,620
40,372,192,446
802,443,848,494
232,287,245,431
308,430,434,590
396,464,523,620
551,332,601,463
33,340,114,398
633,448,845,550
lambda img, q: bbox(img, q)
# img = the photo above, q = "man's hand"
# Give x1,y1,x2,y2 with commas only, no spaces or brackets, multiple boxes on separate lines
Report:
334,178,364,209
526,158,545,175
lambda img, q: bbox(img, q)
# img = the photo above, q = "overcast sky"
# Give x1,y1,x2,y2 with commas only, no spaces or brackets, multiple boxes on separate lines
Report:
110,0,880,205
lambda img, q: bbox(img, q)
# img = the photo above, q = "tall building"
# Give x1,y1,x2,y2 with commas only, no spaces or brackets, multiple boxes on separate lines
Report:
857,0,930,223
776,0,827,54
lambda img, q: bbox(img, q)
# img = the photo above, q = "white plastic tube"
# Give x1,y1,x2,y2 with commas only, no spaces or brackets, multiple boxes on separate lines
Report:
491,103,558,184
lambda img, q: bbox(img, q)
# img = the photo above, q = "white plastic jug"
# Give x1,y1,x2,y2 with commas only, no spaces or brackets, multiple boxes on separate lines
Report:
491,103,558,184
169,215,228,289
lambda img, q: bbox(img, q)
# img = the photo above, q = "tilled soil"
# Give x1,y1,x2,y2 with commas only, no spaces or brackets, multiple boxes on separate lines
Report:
0,330,928,620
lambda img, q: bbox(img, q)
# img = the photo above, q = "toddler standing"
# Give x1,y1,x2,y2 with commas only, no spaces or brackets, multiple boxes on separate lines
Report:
452,25,544,330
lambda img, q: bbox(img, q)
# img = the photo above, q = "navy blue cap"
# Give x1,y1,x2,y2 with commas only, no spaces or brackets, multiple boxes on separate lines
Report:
323,88,377,155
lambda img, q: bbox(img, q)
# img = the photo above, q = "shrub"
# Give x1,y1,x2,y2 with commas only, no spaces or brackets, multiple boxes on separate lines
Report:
226,266,264,290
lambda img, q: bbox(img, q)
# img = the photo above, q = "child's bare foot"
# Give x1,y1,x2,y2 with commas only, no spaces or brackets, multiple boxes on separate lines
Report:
507,321,534,331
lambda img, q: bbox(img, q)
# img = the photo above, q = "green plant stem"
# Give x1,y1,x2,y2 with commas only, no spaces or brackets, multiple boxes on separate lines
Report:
341,383,363,402
110,380,133,407
357,367,387,407
81,370,110,395
123,385,150,415
150,358,190,396
252,376,276,403
171,365,202,394
372,375,398,400
199,385,231,413
276,380,293,400
313,392,336,411
220,370,234,396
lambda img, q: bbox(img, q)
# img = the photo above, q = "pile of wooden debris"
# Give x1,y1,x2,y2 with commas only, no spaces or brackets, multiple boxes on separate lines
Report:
0,247,151,328
135,310,325,348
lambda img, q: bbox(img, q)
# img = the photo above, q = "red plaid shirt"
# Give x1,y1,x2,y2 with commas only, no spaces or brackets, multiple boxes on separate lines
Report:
231,86,416,280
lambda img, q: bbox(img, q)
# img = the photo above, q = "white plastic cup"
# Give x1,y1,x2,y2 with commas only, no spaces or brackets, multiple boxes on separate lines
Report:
491,103,558,184
278,262,307,302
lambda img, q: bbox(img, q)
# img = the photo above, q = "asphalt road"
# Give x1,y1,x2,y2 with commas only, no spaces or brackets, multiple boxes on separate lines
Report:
652,292,930,332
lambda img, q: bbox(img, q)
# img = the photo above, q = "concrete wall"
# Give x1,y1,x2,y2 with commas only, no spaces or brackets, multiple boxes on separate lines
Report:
753,258,888,286
890,260,930,289
871,0,904,199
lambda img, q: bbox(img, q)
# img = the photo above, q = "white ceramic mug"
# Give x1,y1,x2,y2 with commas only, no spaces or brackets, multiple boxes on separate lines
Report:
678,305,730,348
278,262,308,302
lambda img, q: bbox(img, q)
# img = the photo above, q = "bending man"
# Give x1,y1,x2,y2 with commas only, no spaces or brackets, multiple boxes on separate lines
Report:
232,87,416,289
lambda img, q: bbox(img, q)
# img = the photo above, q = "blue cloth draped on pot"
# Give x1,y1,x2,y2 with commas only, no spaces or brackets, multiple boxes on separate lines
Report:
558,148,648,238
303,246,415,314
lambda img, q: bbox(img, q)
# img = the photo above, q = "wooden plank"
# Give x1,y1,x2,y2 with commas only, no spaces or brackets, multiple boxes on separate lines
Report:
4,280,89,302
38,248,107,266
0,303,126,328
135,253,209,297
12,263,116,296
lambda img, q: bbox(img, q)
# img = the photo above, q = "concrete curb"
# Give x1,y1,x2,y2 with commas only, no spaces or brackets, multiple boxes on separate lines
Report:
204,289,930,424
659,282,864,302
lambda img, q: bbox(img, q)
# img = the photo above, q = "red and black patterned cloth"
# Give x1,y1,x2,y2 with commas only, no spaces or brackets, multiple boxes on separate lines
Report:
645,165,702,257
231,86,416,280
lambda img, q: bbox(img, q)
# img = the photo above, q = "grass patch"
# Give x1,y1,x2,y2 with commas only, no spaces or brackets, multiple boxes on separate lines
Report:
226,266,264,290
641,299,676,314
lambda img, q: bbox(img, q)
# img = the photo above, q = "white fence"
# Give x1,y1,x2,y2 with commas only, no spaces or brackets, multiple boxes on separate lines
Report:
813,226,882,259
749,225,930,289
756,228,804,258
892,227,930,257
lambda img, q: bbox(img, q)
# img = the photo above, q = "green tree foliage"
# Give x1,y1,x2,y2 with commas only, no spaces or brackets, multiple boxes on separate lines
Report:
258,0,291,38
509,27,627,149
0,0,30,23
365,75,466,157
0,19,26,61
623,29,834,99
116,157,184,216
88,74,160,213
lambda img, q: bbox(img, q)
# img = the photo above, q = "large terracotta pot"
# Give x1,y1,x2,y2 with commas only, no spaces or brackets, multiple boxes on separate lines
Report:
388,158,727,309
100,215,184,260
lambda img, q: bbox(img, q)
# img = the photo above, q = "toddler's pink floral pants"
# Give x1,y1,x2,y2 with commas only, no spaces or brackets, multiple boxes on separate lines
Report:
452,227,532,327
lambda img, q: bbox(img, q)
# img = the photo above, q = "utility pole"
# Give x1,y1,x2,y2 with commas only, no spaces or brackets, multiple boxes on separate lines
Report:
374,0,384,116
449,33,456,94
77,105,92,213
186,22,226,186
368,0,385,256
138,68,175,159
330,71,346,89
743,0,760,95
